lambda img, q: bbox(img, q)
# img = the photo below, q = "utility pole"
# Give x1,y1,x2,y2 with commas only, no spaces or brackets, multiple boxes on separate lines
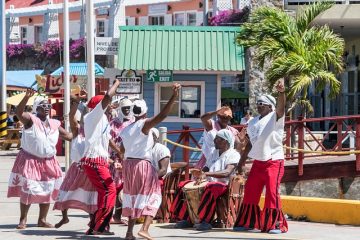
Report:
86,0,95,98
0,1,7,138
63,0,71,171
203,0,208,26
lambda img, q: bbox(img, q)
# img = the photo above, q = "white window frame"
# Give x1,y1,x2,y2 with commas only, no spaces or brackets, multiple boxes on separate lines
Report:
186,11,197,26
96,20,106,37
20,26,27,44
34,25,43,44
154,81,205,123
173,11,186,26
149,15,165,25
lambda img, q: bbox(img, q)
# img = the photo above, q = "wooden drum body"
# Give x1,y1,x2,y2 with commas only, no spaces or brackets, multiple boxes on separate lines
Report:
182,181,208,224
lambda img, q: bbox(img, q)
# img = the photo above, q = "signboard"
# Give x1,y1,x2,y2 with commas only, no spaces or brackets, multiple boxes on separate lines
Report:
148,4,167,15
146,70,173,82
115,70,142,94
35,74,87,94
94,37,119,55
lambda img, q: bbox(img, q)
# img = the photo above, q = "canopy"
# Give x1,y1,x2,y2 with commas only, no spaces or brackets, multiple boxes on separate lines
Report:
7,70,43,89
221,88,248,99
6,93,62,106
50,63,104,76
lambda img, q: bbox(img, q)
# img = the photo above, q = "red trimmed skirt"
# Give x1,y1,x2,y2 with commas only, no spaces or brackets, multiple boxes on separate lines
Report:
7,149,63,205
122,159,162,218
53,162,97,214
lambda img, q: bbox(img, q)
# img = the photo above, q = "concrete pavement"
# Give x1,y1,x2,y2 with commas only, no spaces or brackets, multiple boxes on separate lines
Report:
1,149,359,240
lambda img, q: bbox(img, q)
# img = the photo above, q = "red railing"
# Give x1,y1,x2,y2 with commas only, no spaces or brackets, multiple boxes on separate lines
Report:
166,115,360,178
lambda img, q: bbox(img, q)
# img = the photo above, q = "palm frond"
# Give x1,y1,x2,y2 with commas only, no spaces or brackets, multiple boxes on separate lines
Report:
313,71,341,98
287,98,314,116
296,1,333,32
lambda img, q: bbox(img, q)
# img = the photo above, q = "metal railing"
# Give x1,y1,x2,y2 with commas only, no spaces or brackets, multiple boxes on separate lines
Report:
159,115,360,179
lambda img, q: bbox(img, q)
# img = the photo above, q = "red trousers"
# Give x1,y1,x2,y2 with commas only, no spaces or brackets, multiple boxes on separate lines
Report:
83,163,116,233
170,181,227,224
235,160,288,233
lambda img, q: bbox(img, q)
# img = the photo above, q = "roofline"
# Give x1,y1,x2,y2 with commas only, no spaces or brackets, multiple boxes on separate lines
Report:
119,25,241,32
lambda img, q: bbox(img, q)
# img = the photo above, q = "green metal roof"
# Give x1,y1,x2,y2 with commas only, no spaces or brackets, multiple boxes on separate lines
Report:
117,26,245,72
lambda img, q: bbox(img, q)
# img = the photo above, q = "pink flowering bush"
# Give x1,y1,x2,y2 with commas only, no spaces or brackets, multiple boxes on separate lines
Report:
6,44,36,58
39,40,63,59
209,7,250,26
70,38,86,60
7,38,86,61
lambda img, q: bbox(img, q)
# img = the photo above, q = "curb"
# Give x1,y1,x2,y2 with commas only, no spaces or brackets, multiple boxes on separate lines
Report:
260,196,360,225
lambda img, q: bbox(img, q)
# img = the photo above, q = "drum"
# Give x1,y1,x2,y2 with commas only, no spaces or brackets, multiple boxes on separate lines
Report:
182,181,208,224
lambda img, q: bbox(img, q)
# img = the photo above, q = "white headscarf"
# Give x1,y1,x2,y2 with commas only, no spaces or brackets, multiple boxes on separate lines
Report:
257,94,276,110
216,129,235,149
32,95,48,114
132,99,148,117
112,97,134,121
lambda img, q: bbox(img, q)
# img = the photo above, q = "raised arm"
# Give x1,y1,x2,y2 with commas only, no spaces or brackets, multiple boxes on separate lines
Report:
15,89,35,129
200,106,230,132
237,140,252,174
69,97,80,138
101,78,121,110
142,83,181,134
275,80,286,120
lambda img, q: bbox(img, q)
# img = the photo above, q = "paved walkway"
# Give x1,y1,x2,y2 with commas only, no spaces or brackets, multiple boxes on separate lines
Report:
1,149,359,240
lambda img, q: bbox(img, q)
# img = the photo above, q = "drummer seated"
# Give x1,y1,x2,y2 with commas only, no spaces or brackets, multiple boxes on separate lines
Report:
173,129,240,231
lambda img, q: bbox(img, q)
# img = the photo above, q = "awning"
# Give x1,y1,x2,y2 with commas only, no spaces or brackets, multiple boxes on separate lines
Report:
117,26,245,72
6,92,62,106
221,88,248,99
50,63,104,76
7,70,43,89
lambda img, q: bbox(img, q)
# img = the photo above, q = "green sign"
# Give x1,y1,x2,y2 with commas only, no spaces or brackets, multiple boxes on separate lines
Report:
146,70,173,82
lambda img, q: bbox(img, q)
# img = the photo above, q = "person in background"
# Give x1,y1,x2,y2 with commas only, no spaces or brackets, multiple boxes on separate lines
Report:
195,106,240,169
80,79,122,235
53,92,98,229
172,129,240,231
119,83,181,240
109,98,134,225
240,110,253,125
7,89,72,229
234,80,288,234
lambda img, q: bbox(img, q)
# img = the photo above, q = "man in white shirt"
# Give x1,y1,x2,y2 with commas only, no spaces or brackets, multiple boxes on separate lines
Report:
234,80,288,234
173,129,240,231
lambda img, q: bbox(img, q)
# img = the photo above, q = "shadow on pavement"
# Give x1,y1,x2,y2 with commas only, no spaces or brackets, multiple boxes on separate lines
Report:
16,229,108,239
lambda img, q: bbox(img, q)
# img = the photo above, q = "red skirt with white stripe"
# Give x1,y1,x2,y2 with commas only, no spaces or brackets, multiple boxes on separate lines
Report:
122,159,162,218
53,162,97,214
7,149,63,205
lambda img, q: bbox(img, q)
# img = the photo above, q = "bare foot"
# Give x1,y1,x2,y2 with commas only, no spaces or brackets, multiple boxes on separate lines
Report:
55,217,69,228
16,223,26,229
37,221,54,228
138,230,154,240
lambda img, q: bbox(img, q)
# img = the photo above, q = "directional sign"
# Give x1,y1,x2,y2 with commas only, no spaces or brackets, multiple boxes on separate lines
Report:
146,70,173,82
115,70,142,94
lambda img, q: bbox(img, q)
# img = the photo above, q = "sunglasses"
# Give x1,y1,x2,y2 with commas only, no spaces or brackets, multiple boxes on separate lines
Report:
39,103,52,109
256,102,271,107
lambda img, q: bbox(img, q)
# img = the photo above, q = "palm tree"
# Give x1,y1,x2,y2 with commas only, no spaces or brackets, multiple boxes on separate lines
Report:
236,2,344,116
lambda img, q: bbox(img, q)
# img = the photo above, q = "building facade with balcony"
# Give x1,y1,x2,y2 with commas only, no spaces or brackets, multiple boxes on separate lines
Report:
284,1,360,121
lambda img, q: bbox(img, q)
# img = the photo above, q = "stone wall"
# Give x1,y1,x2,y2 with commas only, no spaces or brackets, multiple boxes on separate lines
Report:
280,177,360,200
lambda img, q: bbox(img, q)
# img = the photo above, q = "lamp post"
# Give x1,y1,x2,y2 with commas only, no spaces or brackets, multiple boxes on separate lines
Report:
86,0,95,98
0,0,7,138
63,0,71,171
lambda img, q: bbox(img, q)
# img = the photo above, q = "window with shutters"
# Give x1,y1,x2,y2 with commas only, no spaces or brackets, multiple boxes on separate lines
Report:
149,16,165,25
96,20,105,37
20,27,27,44
187,12,197,26
174,12,185,25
